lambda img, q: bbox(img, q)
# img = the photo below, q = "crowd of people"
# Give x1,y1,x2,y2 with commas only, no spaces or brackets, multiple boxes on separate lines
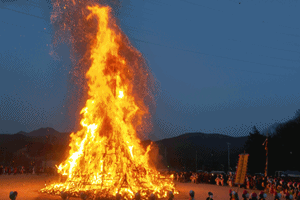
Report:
174,171,229,185
0,165,56,176
3,167,300,199
174,171,300,199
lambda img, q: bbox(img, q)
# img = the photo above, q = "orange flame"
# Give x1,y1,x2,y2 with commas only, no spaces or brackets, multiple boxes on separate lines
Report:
41,3,176,199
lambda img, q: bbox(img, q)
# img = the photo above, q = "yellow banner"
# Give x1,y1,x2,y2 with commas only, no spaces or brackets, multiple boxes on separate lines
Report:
234,154,249,185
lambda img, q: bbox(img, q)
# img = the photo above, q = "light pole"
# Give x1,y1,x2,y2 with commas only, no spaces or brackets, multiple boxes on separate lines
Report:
196,150,197,172
227,143,231,172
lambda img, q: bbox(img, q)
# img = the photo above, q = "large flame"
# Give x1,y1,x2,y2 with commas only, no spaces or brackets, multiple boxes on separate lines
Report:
41,2,176,199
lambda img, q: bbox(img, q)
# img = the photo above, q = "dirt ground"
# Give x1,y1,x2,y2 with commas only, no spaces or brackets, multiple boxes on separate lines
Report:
0,174,276,200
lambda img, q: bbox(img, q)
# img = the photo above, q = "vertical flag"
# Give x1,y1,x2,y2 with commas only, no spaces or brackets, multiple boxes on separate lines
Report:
235,154,249,185
263,138,268,177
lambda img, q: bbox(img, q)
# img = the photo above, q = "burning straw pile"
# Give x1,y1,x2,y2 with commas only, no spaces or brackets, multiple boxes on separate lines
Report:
40,0,176,199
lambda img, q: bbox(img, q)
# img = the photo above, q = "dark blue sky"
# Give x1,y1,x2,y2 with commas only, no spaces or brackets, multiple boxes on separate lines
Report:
0,0,299,140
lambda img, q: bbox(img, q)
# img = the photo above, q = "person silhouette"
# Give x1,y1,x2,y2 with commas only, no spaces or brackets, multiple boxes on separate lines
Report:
9,191,18,200
149,193,155,200
189,190,195,200
61,191,69,200
168,191,174,200
206,192,213,200
242,190,249,200
249,192,257,200
135,192,141,200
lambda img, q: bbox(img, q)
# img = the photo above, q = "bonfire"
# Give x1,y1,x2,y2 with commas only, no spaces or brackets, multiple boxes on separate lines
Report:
40,0,176,199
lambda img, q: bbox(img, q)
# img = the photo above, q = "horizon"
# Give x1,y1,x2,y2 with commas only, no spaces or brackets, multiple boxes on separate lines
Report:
0,126,262,141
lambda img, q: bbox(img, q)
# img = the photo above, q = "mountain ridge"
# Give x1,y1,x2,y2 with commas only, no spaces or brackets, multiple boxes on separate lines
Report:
0,128,248,170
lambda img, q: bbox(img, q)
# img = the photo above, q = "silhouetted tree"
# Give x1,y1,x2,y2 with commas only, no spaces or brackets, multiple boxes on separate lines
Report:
270,114,300,172
244,126,265,174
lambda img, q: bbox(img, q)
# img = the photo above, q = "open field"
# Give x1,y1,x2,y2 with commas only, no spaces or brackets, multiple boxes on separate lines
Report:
0,174,276,200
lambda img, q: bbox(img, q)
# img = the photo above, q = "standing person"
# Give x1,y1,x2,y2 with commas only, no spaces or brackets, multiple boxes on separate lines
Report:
224,174,228,186
246,177,250,189
296,192,300,200
258,177,262,190
9,191,18,200
198,173,202,183
210,173,215,184
294,185,300,199
221,175,224,186
249,192,258,200
229,176,233,187
274,178,279,188
249,177,253,189
184,172,187,183
167,191,174,200
258,191,267,200
26,166,29,175
270,183,275,195
189,190,195,200
229,189,233,199
216,175,220,186
262,177,266,190
285,192,293,200
206,192,213,200
293,182,297,190
190,173,194,183
277,184,283,196
264,181,269,193
206,173,209,183
242,190,249,200
197,173,201,184
231,191,239,200
288,185,294,196
196,173,199,184
274,192,281,200
256,177,260,190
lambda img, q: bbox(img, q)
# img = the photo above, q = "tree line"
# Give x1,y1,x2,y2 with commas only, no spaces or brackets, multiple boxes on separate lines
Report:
244,110,300,175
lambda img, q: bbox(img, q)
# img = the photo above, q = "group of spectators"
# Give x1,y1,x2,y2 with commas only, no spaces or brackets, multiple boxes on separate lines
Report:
174,171,228,185
0,165,56,176
241,175,300,199
173,171,300,199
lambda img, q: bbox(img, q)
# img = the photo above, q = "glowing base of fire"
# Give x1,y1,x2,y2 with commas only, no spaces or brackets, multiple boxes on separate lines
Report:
40,173,177,199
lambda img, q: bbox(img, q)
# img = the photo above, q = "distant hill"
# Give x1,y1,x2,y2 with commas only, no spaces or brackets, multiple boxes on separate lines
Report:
20,127,71,145
153,132,247,171
23,127,58,137
0,128,248,170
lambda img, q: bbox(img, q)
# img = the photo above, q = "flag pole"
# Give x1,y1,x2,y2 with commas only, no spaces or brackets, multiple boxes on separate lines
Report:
264,130,268,177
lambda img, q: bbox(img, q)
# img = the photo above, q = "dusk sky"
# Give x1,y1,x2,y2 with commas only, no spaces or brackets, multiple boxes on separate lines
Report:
0,0,299,140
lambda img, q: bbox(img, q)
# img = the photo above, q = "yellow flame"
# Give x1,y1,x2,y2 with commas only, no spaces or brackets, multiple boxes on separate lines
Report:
118,91,124,98
40,4,177,199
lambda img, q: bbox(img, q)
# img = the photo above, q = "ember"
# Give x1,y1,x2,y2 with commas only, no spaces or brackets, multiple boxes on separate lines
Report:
40,1,176,199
